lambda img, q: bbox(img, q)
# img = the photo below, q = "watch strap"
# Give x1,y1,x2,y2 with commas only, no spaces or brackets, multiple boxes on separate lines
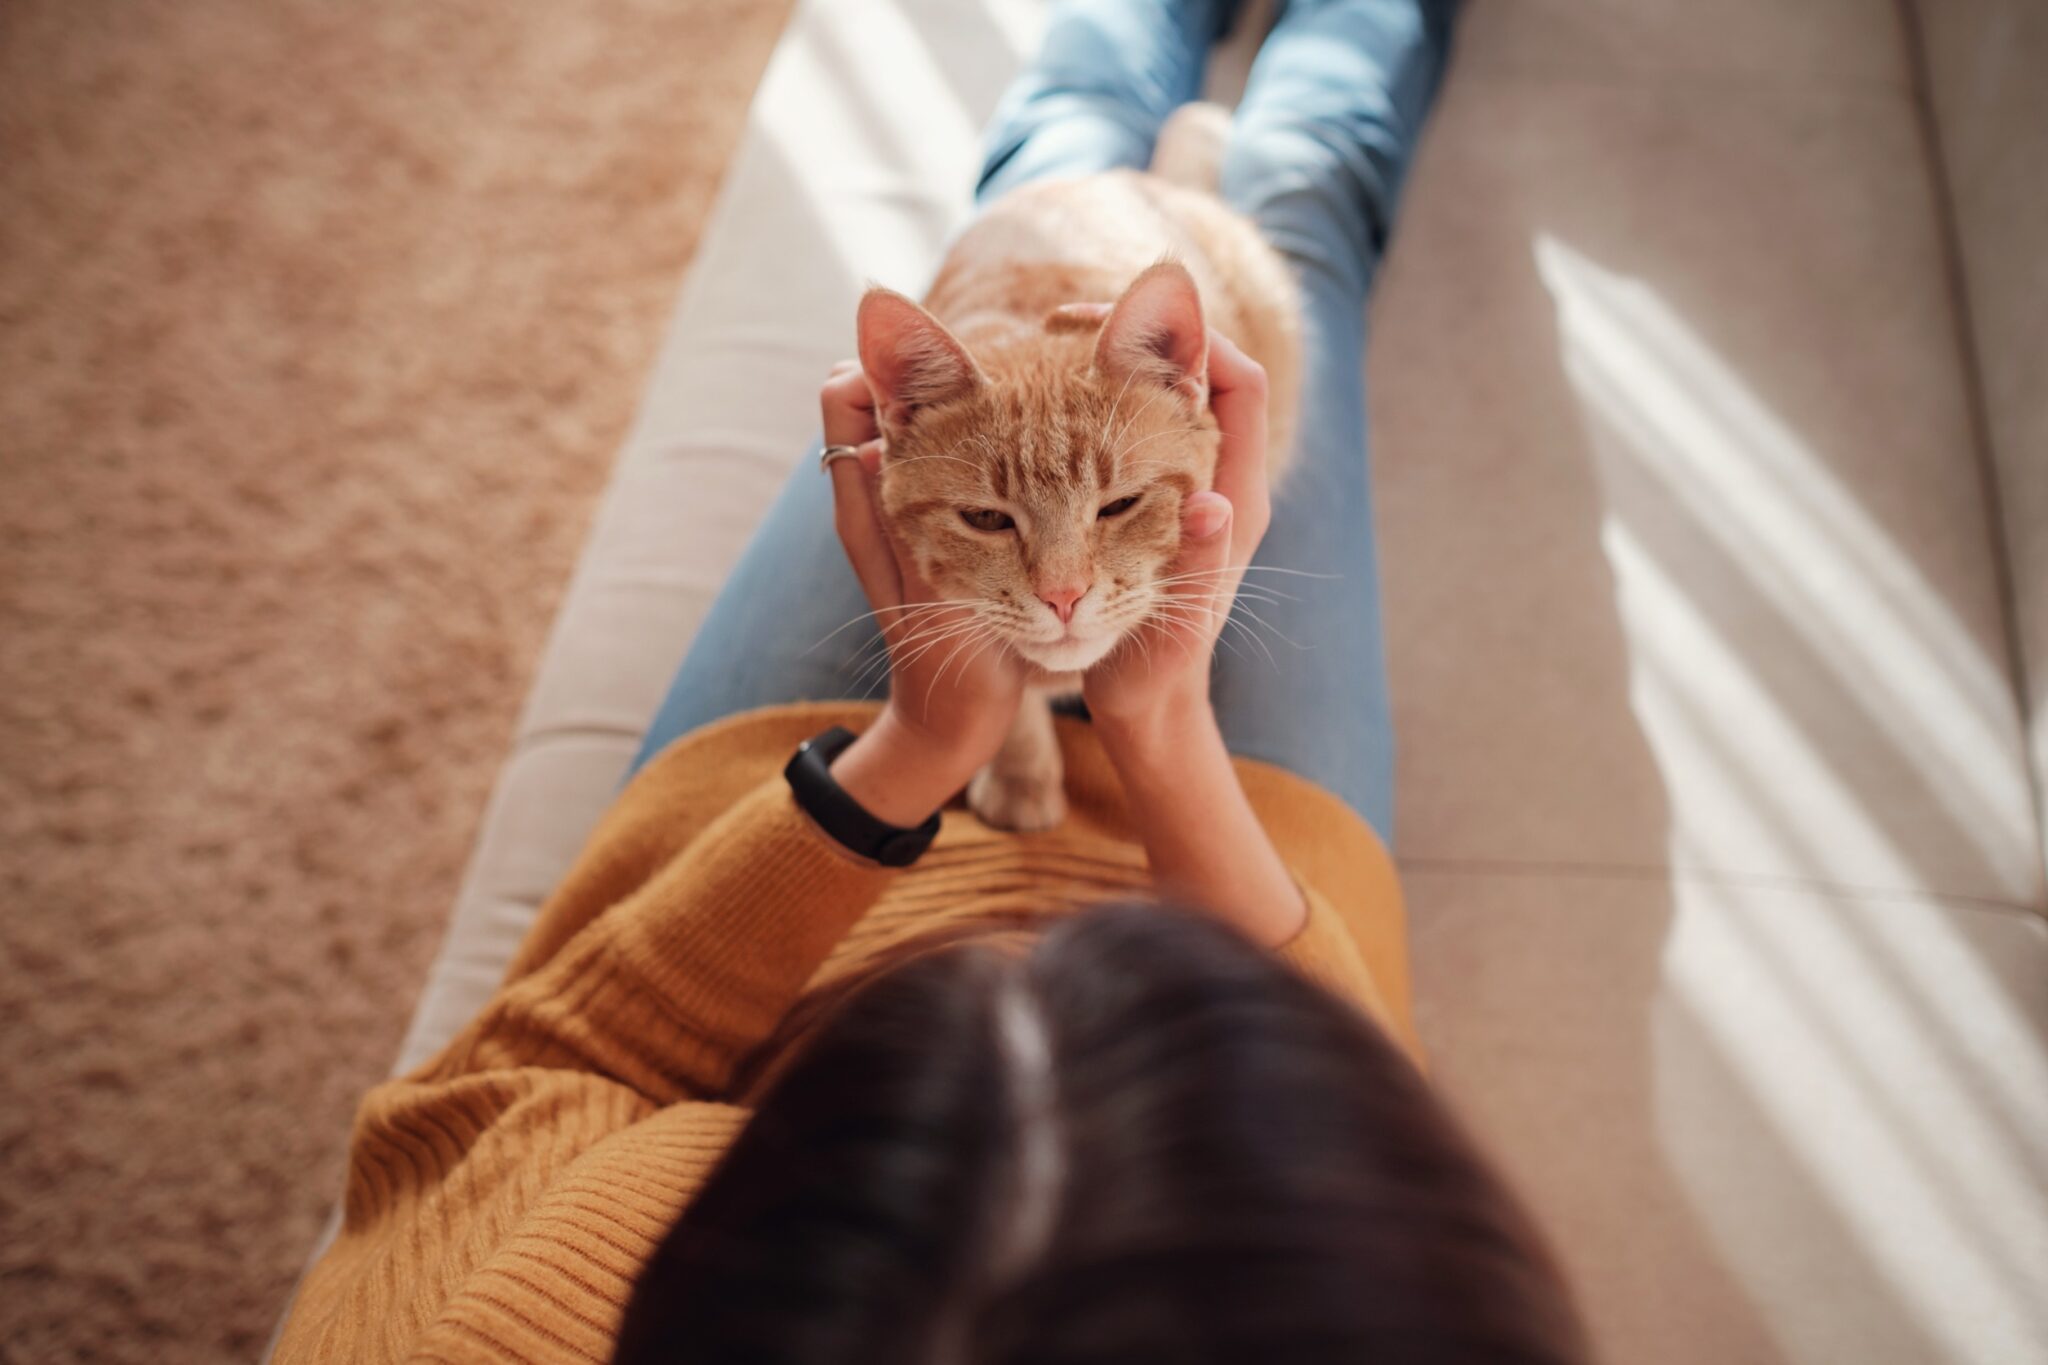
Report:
784,726,942,867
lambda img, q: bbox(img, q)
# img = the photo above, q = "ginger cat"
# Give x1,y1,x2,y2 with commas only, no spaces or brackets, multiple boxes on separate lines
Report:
856,106,1302,832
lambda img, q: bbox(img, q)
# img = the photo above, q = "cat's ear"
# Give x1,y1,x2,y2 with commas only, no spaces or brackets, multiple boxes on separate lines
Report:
857,287,984,432
1093,260,1208,409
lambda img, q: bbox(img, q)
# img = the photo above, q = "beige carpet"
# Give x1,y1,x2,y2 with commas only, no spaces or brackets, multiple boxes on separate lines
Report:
0,1,790,1357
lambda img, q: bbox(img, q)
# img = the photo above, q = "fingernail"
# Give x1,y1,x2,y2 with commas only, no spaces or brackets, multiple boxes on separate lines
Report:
1185,493,1230,540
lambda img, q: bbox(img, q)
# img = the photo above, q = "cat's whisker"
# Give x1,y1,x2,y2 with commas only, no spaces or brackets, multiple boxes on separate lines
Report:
1126,620,1154,673
854,608,996,695
883,620,996,679
1150,566,1338,588
846,634,894,677
927,624,1000,701
1235,566,1341,580
864,621,967,672
1152,590,1293,666
919,626,1007,723
1220,601,1308,653
1222,614,1280,670
847,649,899,694
1105,380,1177,455
1144,619,1221,648
1150,567,1256,584
1154,608,1247,663
1148,590,1223,611
1149,564,1327,589
1143,598,1222,634
1150,612,1206,670
1096,362,1145,454
885,453,988,473
1111,424,1205,464
1159,585,1289,610
914,610,1003,653
846,613,989,690
1108,457,1188,478
805,601,960,656
1147,591,1268,633
966,435,1010,474
1147,577,1302,607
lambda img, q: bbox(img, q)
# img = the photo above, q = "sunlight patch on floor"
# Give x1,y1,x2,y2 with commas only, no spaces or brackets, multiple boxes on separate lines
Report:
762,0,1032,293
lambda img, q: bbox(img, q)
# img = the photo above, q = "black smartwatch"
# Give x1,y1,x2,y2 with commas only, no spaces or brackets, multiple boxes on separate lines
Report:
784,726,942,867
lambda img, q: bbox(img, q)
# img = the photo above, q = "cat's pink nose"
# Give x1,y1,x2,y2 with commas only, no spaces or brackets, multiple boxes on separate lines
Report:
1037,584,1088,625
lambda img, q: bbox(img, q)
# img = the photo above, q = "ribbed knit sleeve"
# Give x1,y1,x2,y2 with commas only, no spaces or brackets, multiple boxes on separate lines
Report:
1275,881,1401,1043
422,777,900,1105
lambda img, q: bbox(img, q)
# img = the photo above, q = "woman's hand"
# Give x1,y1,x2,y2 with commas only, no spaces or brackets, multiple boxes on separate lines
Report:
818,361,1029,829
1048,315,1303,943
1082,325,1273,733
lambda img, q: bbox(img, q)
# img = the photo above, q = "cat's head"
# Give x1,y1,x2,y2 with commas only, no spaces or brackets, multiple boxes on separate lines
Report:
858,261,1218,676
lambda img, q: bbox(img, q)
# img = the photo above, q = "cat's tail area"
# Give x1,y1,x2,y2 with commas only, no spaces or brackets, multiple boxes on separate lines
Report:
1149,101,1231,191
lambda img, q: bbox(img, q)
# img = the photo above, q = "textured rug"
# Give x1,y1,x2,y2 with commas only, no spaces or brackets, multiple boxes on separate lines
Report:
0,1,789,1357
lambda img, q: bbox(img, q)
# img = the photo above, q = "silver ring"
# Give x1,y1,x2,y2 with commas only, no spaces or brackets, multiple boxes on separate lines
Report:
819,444,862,473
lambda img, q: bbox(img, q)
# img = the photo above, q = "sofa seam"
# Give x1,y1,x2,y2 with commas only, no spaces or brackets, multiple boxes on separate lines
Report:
1889,0,2048,900
1397,856,2045,923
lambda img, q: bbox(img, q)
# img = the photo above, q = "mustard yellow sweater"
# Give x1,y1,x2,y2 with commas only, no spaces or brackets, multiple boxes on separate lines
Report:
273,702,1413,1363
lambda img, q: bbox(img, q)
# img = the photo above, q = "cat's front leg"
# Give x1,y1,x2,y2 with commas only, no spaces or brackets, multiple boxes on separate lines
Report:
967,685,1067,832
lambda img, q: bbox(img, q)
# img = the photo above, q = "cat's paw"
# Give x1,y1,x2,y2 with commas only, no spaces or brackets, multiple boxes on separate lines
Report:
967,761,1067,833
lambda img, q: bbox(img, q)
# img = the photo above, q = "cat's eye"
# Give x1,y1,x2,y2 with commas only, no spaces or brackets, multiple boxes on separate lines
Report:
960,507,1015,533
1098,494,1141,519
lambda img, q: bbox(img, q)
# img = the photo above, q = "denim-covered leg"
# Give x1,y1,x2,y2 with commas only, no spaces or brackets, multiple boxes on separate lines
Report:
1207,0,1456,839
626,439,880,773
1221,0,1454,295
976,0,1240,203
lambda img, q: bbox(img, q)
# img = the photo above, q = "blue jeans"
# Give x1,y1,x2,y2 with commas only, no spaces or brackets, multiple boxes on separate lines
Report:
630,0,1454,841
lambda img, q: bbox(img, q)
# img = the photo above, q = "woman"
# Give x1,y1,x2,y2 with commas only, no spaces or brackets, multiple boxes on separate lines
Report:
274,0,1591,1360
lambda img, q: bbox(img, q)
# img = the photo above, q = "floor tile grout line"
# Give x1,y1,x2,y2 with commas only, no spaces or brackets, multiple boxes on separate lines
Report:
1396,856,2046,922
1889,0,2048,895
1446,64,1914,103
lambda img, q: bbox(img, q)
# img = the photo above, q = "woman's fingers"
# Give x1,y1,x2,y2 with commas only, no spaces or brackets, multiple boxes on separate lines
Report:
1205,325,1262,400
820,363,881,448
842,433,954,611
827,438,901,610
821,360,903,609
1180,490,1232,548
1203,329,1271,560
1170,490,1236,625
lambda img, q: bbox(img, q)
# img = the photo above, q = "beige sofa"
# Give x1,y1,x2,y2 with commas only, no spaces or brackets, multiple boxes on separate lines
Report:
293,0,2048,1359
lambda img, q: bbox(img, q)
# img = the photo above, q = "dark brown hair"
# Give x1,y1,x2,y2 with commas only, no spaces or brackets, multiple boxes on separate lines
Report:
614,902,1590,1363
